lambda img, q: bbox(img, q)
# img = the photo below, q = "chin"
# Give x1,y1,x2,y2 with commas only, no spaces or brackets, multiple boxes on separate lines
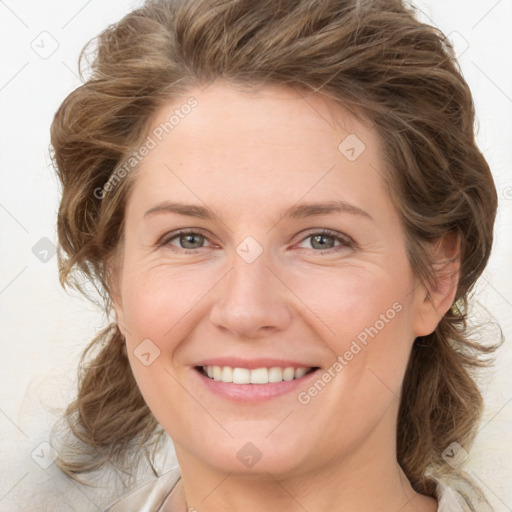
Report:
187,435,313,476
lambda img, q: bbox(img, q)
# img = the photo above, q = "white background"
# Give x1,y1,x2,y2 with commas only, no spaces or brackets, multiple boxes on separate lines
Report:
0,0,511,510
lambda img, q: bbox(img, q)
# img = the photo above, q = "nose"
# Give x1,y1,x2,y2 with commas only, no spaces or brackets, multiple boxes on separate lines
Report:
208,249,293,340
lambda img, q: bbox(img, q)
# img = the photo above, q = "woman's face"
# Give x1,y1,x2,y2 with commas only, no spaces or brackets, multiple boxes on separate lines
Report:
113,82,436,477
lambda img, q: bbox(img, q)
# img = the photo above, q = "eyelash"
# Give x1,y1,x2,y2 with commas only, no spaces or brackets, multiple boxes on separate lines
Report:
158,228,355,255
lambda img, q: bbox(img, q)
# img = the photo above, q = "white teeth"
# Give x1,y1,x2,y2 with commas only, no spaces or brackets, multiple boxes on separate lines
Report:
233,367,250,384
294,368,308,379
213,366,222,381
221,366,233,383
283,367,295,381
268,367,283,383
202,365,313,384
250,368,268,384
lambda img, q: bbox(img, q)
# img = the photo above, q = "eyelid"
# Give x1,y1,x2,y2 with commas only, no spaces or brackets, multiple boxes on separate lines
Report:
157,228,214,248
295,228,355,251
158,227,355,252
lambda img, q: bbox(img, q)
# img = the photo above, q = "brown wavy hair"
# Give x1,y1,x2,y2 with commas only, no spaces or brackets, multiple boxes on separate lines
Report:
50,0,501,505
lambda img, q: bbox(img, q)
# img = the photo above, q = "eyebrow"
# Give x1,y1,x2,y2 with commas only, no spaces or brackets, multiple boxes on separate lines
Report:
144,200,372,221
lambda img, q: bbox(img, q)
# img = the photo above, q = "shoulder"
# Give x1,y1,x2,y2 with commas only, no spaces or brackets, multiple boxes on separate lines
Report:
103,471,480,512
104,468,181,512
434,478,476,512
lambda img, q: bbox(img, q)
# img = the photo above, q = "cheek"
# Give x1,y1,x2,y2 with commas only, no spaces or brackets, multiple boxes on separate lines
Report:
287,264,416,396
289,263,413,343
126,355,195,444
120,262,217,340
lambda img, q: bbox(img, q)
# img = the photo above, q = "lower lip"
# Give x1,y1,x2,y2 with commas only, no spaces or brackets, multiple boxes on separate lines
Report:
194,367,320,403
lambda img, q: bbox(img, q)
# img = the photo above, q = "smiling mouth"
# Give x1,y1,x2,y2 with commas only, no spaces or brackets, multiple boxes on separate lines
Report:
196,365,319,384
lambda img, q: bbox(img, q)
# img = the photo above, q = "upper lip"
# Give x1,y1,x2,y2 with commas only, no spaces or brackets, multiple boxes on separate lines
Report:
194,358,320,369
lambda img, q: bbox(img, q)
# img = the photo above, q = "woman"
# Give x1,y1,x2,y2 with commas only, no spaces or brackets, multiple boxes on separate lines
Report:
50,0,499,510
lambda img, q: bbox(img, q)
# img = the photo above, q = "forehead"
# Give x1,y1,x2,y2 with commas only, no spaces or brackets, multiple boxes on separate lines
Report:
126,82,392,223
146,81,371,156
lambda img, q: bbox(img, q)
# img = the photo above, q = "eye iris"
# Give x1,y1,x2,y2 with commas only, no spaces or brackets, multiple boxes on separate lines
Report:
180,233,204,249
311,234,335,249
173,233,341,250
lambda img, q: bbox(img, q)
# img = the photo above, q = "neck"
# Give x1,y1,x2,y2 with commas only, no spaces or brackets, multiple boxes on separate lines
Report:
172,417,437,512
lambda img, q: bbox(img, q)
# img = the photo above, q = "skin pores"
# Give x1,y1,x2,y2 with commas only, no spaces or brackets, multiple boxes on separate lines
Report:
112,82,444,511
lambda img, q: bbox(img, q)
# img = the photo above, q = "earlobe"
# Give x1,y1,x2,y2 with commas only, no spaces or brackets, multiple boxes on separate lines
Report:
413,232,460,337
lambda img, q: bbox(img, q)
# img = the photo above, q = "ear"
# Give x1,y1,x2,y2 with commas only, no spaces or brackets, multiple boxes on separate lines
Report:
412,232,460,337
106,251,127,338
